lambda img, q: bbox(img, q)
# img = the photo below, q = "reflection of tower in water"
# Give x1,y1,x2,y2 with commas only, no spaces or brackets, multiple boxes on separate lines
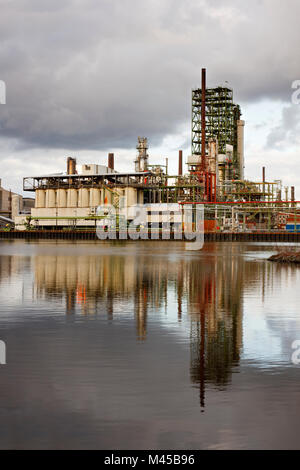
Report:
133,258,169,340
188,245,244,410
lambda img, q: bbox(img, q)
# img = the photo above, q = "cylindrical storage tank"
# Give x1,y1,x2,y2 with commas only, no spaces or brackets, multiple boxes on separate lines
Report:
35,189,46,208
46,189,56,208
237,120,245,180
35,190,40,208
89,188,101,207
125,187,137,206
67,189,78,208
57,189,67,208
78,188,89,207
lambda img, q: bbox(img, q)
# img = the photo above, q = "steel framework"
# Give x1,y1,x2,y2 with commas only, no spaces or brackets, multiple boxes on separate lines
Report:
192,86,241,165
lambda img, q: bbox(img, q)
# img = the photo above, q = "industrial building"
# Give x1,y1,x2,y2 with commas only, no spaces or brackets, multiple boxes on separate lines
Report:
14,69,299,233
0,179,34,228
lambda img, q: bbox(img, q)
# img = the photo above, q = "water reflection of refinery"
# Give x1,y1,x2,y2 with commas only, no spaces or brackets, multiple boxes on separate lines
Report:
0,243,273,408
32,243,253,407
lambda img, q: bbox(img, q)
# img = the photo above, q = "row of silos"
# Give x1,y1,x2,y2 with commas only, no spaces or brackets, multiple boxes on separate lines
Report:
35,188,105,208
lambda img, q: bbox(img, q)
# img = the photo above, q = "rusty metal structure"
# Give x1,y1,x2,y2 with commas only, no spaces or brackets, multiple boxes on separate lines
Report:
190,69,244,202
192,70,242,165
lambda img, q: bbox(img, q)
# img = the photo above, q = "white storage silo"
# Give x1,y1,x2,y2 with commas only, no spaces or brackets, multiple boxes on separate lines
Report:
57,189,67,208
89,188,101,207
67,188,78,208
78,188,89,207
46,189,56,208
35,189,46,208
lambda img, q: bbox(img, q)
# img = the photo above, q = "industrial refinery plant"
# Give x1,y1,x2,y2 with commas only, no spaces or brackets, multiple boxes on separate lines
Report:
13,69,299,233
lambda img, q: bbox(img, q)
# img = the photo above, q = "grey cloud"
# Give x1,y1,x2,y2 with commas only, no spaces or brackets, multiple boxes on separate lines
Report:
0,0,300,154
266,105,300,148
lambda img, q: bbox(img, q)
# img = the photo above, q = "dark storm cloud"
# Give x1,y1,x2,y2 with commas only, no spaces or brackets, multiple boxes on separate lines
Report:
0,0,300,152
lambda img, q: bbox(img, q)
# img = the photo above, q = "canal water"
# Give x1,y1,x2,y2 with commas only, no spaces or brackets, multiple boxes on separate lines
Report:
0,240,299,449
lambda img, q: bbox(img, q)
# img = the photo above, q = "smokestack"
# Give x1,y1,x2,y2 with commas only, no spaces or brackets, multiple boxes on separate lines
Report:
201,68,206,170
67,157,76,175
285,187,289,201
178,150,183,176
108,152,114,171
291,186,295,202
262,167,265,182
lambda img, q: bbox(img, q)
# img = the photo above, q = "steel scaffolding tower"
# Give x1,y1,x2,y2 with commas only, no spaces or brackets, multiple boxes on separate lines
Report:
192,86,241,164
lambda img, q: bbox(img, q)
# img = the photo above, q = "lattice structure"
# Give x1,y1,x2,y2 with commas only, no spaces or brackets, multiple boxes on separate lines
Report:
192,86,241,165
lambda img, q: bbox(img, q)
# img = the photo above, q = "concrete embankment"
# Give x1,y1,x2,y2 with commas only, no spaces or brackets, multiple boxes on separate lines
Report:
1,230,300,242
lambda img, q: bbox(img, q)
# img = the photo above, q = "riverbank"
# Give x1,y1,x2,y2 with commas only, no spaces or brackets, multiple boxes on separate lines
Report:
269,251,300,263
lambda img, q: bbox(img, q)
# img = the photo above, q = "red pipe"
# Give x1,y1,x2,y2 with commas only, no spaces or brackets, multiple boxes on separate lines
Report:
201,68,206,172
179,200,300,205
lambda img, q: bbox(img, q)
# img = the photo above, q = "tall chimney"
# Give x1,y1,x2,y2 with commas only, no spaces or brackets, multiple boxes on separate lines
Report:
108,152,114,171
178,150,183,176
291,186,295,202
262,166,265,182
67,157,76,175
201,68,206,171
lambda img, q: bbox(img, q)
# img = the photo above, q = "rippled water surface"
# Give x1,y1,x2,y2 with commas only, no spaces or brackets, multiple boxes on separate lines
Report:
0,240,300,449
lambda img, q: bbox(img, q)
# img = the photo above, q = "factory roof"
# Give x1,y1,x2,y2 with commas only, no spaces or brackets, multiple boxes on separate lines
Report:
24,171,151,179
23,171,152,191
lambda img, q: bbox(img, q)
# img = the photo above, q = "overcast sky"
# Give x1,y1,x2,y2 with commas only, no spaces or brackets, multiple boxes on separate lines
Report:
0,0,300,195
